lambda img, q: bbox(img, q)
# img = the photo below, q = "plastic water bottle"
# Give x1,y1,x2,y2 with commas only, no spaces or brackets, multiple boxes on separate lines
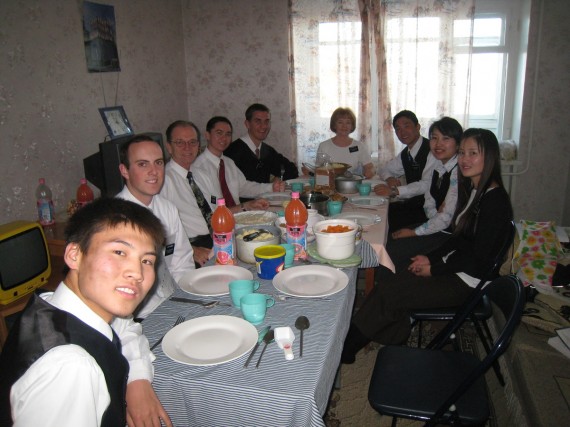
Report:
36,178,55,226
212,198,237,265
76,178,94,208
285,192,308,259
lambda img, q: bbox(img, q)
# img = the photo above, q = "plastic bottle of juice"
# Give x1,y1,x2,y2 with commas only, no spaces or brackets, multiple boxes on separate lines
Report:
285,192,308,259
211,198,237,265
35,178,55,226
76,178,94,208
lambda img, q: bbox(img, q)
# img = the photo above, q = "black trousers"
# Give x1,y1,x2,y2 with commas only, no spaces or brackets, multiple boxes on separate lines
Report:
353,270,473,345
386,232,451,273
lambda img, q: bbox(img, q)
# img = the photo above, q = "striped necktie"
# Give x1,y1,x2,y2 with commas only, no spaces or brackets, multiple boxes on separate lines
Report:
187,171,212,228
219,158,236,207
255,147,260,159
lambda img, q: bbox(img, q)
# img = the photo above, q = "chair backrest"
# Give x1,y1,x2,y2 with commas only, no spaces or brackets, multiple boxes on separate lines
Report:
428,220,516,350
428,275,525,425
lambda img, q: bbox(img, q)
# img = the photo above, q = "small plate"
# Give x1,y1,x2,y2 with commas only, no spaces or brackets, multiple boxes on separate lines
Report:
162,315,258,366
362,178,386,188
179,265,253,296
306,243,362,268
259,192,292,206
348,196,387,207
272,265,349,297
286,177,311,188
332,212,381,230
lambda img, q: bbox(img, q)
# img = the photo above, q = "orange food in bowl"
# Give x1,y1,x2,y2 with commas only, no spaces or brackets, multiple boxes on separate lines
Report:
322,225,353,233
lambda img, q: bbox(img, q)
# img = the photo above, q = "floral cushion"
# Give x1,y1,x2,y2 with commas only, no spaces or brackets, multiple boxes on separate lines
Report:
514,220,563,292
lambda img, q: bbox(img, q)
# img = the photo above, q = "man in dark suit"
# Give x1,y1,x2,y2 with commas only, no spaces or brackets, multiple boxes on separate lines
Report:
225,103,299,183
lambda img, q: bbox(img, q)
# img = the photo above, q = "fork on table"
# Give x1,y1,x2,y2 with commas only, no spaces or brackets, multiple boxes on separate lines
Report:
150,315,185,351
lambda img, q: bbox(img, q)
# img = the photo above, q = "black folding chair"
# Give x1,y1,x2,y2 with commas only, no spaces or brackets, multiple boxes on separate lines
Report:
410,221,515,385
368,274,524,426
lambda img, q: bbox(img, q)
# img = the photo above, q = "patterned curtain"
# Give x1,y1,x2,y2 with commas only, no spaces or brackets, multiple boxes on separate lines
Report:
360,0,475,165
288,0,362,167
289,0,476,170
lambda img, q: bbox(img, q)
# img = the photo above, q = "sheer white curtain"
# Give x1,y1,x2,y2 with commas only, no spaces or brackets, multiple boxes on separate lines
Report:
358,0,477,165
289,0,476,169
288,0,362,167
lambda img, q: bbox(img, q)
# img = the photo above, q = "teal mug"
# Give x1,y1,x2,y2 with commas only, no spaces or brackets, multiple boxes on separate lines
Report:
279,243,295,268
327,200,343,216
240,293,275,325
357,183,371,196
229,279,260,307
291,182,304,193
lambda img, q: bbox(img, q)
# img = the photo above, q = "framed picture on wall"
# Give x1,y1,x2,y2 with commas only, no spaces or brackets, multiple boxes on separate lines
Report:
99,106,134,139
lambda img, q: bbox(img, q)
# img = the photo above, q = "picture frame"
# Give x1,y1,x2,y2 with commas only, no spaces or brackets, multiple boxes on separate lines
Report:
99,106,134,139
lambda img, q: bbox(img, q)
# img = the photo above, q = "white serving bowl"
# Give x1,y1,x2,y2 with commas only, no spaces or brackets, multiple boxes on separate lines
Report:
235,225,280,264
313,219,358,260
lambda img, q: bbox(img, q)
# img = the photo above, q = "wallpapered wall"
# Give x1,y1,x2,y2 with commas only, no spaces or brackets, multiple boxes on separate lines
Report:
0,0,188,223
1,0,569,225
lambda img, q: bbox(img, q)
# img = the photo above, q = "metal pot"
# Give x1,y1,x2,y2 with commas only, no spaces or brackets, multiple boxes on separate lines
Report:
335,174,364,194
299,192,330,216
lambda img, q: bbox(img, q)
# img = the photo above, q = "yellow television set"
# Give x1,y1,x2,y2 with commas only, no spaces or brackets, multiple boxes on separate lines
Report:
0,220,51,305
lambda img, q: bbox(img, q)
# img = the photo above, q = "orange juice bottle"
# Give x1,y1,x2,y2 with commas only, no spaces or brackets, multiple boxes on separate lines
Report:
212,198,236,265
285,192,308,259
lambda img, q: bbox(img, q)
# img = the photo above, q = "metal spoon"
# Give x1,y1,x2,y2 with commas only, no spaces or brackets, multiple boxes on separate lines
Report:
255,329,275,368
169,297,226,308
295,316,310,358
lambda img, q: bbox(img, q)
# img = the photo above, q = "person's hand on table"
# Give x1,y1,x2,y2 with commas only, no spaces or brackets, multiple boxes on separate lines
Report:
126,380,172,427
272,179,286,192
374,184,392,197
246,199,270,210
391,228,416,239
386,177,401,187
192,246,211,266
408,255,431,277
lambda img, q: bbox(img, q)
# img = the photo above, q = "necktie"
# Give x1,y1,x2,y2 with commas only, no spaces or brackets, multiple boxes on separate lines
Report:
187,171,212,229
255,147,260,159
219,158,236,207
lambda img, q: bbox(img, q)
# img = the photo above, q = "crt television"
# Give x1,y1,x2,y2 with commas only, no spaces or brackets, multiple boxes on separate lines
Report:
83,132,164,197
0,221,51,305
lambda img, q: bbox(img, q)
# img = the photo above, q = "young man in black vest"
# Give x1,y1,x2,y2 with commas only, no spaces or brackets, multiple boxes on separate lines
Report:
375,110,436,230
225,103,299,183
0,198,172,427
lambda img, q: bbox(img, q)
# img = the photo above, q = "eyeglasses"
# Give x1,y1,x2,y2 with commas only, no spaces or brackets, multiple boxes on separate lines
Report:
170,139,199,147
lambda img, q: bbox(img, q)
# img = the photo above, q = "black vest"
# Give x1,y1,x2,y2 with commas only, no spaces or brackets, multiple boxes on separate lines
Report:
400,137,430,185
430,163,457,210
0,293,129,427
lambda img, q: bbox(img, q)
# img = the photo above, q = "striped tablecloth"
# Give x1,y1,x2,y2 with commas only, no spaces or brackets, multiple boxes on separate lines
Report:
143,262,357,427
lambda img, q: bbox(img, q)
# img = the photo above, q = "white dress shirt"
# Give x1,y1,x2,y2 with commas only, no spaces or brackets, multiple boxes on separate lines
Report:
378,136,436,199
11,284,117,427
161,160,210,238
192,148,272,211
239,133,262,154
415,156,459,236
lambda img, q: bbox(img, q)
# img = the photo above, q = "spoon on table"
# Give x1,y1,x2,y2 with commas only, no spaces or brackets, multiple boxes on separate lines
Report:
295,316,310,358
256,329,275,369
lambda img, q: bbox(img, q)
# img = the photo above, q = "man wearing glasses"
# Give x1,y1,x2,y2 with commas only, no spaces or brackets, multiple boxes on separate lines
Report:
160,120,215,268
225,103,299,183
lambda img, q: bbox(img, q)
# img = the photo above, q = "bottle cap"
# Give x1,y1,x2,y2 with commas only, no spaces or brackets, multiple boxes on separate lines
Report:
80,178,87,184
39,178,45,184
291,192,299,198
217,198,226,206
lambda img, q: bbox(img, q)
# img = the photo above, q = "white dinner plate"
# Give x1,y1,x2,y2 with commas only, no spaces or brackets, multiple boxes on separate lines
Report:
259,192,292,206
349,196,387,207
179,265,253,296
272,265,349,297
286,177,311,188
332,212,381,230
162,315,258,366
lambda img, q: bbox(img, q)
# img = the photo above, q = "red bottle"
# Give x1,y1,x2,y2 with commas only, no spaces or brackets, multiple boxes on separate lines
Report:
285,192,308,259
76,178,94,208
212,198,236,265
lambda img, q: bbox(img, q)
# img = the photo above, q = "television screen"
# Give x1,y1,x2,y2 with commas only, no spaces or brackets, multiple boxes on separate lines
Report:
83,132,164,197
0,221,51,304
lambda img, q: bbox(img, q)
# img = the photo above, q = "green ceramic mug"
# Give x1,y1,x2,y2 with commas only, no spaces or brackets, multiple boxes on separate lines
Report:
240,293,275,325
229,279,261,307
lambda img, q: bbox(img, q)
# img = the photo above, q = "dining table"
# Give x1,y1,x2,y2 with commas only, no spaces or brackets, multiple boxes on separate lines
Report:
143,257,358,427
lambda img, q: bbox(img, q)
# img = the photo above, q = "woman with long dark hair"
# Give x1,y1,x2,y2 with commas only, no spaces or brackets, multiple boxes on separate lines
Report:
341,128,513,363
